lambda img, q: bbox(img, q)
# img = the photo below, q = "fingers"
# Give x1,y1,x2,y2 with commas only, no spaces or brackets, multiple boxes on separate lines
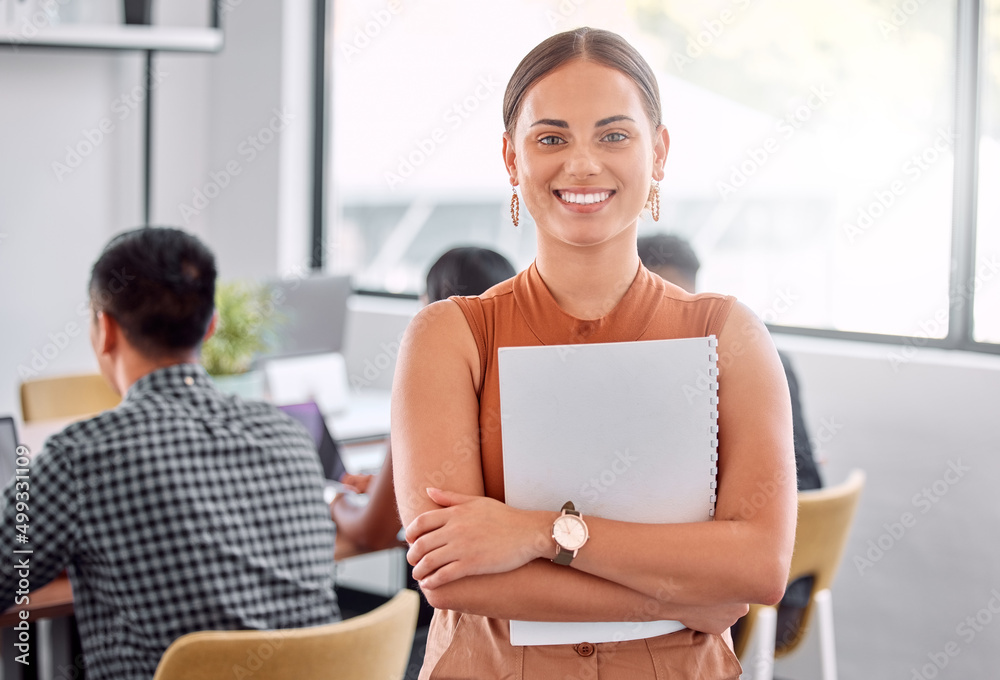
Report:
425,486,475,507
416,560,467,591
403,506,451,545
409,538,452,581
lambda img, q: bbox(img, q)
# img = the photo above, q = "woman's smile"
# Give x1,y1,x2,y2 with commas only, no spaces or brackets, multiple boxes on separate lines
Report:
554,188,616,212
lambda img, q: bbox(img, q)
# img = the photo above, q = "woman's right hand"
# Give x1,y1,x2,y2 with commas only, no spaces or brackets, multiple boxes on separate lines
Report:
674,602,750,636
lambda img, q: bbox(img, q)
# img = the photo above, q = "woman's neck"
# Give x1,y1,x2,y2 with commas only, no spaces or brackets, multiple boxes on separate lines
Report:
534,232,641,320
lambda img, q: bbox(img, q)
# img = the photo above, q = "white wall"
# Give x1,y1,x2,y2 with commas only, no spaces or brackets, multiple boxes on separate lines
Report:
0,48,145,419
771,334,1000,679
0,0,315,420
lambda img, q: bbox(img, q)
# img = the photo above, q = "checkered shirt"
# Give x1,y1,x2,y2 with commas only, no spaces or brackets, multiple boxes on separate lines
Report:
0,363,339,679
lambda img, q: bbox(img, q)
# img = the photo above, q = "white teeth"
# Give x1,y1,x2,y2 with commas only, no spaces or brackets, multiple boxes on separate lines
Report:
559,191,611,205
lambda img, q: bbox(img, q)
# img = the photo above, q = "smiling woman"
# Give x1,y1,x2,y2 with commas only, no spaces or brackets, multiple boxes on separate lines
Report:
391,27,796,680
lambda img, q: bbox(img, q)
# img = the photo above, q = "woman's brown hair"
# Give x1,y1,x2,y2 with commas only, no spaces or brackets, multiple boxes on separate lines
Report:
502,27,662,134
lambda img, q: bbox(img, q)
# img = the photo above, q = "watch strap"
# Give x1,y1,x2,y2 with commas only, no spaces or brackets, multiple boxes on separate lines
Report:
553,546,575,565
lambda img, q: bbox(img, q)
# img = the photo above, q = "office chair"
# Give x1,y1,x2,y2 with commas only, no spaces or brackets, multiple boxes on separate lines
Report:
19,373,121,423
735,469,865,680
152,588,420,680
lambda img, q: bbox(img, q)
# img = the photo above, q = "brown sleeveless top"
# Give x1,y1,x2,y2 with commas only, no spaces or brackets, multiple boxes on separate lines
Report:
418,262,741,679
452,261,736,503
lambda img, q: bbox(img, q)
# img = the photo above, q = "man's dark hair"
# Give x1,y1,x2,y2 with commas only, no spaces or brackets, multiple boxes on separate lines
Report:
636,233,701,282
426,247,517,303
89,227,217,358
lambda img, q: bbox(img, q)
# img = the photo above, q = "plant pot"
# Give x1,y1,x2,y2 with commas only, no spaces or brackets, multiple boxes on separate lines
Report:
123,0,152,25
211,370,268,401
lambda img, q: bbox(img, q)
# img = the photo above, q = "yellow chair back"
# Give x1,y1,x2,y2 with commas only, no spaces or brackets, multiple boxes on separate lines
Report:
734,469,865,659
152,589,420,680
20,373,121,423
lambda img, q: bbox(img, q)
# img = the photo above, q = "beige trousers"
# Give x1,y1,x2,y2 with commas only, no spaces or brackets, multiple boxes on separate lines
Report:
419,610,743,680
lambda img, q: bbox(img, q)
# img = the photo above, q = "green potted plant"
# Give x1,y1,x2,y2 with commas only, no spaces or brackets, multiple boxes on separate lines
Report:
201,280,281,399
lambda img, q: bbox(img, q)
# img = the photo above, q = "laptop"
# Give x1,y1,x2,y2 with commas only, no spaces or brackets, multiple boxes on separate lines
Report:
277,402,350,503
0,416,20,490
261,274,353,360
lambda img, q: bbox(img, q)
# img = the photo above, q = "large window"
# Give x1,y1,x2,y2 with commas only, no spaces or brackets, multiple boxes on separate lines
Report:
323,0,997,351
975,0,1000,343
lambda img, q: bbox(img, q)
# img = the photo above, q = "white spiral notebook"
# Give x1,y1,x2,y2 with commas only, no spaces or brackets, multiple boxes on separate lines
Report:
499,336,720,646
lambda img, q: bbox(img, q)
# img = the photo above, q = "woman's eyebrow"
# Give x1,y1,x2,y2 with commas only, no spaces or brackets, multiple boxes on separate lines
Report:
595,115,634,127
530,118,569,128
529,115,636,128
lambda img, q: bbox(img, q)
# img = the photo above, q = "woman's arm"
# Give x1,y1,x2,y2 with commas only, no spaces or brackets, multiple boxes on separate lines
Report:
392,300,747,626
406,302,797,607
422,560,748,635
330,444,403,552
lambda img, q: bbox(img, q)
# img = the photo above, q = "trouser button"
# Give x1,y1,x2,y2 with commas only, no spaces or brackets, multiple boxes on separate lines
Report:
576,642,595,657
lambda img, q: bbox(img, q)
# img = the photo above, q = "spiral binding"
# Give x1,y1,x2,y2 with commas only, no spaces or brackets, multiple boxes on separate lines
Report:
707,335,720,517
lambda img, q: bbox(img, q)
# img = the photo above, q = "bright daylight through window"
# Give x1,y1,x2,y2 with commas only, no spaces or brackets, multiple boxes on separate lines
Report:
325,0,996,348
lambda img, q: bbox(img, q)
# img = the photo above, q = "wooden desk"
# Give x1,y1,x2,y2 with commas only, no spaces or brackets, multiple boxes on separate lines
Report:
0,574,74,628
0,575,76,680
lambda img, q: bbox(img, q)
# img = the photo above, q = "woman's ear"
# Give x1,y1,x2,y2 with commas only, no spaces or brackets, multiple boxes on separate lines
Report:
502,132,518,185
652,125,670,182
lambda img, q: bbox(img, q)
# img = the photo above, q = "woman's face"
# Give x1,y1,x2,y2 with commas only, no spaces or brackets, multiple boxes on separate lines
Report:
503,59,669,249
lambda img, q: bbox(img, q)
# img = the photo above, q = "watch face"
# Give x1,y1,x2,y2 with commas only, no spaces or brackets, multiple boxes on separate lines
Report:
553,515,588,551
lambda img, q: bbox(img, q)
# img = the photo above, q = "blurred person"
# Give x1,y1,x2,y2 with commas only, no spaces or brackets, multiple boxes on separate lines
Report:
637,232,822,491
0,227,339,680
332,246,517,550
394,28,796,679
638,231,821,652
331,246,516,679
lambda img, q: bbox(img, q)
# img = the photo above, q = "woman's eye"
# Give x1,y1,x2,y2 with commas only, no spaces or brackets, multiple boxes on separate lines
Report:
539,135,565,146
603,132,628,143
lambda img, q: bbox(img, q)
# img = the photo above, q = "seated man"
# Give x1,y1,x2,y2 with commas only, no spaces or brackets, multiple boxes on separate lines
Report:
0,227,339,679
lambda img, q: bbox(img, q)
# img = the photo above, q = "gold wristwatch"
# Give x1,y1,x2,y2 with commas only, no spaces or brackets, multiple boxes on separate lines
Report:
552,501,589,565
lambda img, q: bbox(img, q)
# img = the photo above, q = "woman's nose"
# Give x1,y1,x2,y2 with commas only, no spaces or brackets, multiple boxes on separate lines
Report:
564,145,601,178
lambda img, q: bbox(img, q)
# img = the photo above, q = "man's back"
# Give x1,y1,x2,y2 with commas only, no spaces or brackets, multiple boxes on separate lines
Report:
0,364,339,679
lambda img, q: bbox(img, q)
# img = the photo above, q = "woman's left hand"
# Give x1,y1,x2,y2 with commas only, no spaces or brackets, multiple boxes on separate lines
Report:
405,487,554,589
